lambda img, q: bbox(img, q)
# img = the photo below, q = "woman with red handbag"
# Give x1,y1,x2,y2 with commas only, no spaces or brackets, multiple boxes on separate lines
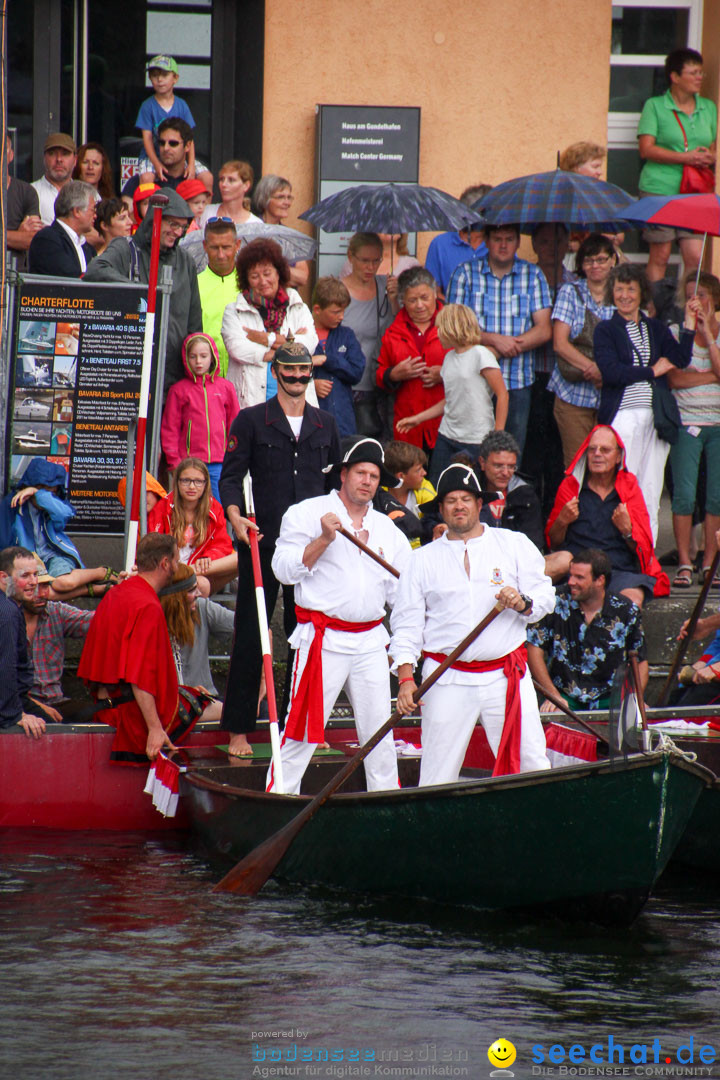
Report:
637,47,716,284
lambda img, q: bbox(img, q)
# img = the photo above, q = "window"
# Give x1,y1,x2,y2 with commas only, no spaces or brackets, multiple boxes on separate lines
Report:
607,0,703,256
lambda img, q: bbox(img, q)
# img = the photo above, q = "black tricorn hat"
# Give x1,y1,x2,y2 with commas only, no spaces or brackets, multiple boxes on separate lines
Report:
424,463,501,513
323,436,401,490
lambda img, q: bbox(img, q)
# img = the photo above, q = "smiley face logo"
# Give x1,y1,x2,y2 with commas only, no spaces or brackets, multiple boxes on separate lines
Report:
488,1039,516,1070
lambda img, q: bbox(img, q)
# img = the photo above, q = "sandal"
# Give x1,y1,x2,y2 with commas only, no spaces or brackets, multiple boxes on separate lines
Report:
700,566,720,589
673,565,693,589
87,567,122,598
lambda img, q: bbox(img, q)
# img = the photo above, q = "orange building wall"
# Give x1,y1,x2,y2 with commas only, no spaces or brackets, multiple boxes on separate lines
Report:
262,0,613,259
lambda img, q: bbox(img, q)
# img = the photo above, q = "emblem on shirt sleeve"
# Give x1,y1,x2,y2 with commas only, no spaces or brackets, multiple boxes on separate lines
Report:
490,567,503,585
227,435,237,453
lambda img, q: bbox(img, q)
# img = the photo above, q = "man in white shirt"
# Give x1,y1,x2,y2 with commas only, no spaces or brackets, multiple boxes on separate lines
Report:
28,181,97,277
391,463,555,786
267,437,413,794
31,133,77,226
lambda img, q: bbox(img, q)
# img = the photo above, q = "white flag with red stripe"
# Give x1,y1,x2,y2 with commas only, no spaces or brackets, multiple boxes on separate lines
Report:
143,752,181,817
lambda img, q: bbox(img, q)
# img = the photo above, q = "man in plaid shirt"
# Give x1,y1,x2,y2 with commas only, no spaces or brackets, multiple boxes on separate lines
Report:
20,557,93,707
446,223,552,455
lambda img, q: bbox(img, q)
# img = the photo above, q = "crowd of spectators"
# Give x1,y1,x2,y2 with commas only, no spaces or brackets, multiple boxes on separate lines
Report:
4,44,720,743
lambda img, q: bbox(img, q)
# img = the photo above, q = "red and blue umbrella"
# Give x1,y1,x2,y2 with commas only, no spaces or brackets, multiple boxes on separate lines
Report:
621,192,720,235
621,193,720,290
475,169,633,232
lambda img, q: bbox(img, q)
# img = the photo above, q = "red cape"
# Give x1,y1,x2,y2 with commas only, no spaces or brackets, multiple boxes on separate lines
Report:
545,424,669,598
77,576,180,763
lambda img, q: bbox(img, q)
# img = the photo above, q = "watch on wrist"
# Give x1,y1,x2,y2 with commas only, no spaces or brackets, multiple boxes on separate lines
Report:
518,593,533,615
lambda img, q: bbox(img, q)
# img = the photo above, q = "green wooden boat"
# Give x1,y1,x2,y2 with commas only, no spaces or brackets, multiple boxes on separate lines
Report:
182,748,712,925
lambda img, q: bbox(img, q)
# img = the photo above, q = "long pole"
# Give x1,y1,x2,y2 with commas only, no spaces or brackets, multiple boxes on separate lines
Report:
657,546,720,706
212,601,505,896
125,192,168,572
243,475,285,793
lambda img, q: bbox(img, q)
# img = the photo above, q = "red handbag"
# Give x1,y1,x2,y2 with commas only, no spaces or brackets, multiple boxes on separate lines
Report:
673,110,716,194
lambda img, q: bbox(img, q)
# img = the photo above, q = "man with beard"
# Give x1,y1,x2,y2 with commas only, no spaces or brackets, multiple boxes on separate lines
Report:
78,534,181,763
0,546,47,738
527,548,648,713
219,341,341,757
390,464,555,785
18,556,93,711
32,133,77,225
267,437,412,794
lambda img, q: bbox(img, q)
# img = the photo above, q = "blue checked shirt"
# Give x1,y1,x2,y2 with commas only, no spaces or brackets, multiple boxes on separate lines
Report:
446,256,552,389
548,280,615,408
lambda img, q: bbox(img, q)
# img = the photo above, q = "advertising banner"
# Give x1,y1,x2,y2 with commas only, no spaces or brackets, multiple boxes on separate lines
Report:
9,278,150,534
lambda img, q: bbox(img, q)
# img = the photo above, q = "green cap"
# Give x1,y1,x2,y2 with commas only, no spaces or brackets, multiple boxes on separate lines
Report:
147,55,178,75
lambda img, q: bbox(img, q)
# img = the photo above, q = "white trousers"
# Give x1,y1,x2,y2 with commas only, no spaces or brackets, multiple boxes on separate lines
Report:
611,407,669,544
266,639,398,795
418,667,550,787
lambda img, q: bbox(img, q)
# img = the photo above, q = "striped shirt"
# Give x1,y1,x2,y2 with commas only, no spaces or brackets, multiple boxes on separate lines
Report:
619,320,653,411
549,280,615,409
446,256,551,389
670,323,720,426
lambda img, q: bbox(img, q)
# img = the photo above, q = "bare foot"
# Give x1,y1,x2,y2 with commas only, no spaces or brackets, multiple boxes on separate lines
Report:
227,733,253,757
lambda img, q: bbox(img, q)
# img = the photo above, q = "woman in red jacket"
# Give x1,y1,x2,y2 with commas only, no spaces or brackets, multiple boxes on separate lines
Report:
147,457,236,595
376,267,447,450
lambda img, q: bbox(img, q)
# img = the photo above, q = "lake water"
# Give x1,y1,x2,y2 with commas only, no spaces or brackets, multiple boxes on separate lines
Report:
1,830,719,1080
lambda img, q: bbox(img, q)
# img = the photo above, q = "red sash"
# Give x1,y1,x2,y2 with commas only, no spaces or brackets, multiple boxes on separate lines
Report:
285,606,384,743
422,645,528,777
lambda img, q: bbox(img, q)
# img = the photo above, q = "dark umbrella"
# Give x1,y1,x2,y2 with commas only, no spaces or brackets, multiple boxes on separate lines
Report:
300,183,478,235
474,169,633,233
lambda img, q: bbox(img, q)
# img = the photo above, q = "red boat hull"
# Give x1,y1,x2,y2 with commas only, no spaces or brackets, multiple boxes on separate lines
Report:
0,723,223,830
0,719,497,831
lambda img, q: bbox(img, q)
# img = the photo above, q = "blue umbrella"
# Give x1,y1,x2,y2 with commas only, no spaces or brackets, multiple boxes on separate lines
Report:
475,170,634,233
300,183,479,234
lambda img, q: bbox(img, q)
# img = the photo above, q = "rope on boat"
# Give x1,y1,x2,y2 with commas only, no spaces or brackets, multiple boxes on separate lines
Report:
653,732,698,763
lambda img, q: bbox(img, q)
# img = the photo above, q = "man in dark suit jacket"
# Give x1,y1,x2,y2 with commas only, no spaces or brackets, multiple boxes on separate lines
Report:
28,180,97,277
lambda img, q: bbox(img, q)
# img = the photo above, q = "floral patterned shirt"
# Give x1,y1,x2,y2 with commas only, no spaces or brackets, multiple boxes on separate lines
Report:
527,587,645,707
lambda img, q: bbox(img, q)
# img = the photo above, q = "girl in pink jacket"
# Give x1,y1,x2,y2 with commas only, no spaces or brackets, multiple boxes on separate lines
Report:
161,332,239,498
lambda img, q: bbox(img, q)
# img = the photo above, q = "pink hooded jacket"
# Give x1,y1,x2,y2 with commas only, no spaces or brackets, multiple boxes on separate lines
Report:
161,333,239,469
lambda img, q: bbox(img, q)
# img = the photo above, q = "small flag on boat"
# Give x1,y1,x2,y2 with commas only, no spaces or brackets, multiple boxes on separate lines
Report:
143,752,182,817
544,723,598,767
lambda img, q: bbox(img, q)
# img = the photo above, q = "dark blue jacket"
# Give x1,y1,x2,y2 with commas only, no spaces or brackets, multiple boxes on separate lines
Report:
28,220,96,278
313,324,366,437
219,395,341,550
593,311,693,425
0,591,34,727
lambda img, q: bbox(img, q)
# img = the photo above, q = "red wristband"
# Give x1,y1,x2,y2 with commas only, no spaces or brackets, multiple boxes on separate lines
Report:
399,677,415,685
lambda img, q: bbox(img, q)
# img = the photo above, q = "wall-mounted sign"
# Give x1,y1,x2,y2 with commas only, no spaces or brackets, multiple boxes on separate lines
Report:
315,105,420,277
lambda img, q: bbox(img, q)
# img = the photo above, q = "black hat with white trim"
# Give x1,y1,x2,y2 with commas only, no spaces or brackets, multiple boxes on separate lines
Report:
323,436,401,490
424,463,501,512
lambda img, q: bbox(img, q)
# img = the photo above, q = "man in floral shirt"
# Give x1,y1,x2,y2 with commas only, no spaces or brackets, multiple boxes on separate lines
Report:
527,548,647,711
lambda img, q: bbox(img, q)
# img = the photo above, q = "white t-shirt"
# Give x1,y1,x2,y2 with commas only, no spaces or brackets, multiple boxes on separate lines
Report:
438,344,501,443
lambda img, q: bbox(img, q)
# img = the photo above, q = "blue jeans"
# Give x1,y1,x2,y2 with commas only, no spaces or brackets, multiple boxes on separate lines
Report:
429,431,485,486
207,462,222,502
505,385,533,457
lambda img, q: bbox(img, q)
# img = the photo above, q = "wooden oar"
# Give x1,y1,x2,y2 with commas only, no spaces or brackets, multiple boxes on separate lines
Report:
657,547,720,706
530,678,609,749
338,526,400,578
212,600,505,896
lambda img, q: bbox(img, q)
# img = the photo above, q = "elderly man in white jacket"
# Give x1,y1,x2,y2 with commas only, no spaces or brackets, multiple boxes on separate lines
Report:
221,238,318,409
